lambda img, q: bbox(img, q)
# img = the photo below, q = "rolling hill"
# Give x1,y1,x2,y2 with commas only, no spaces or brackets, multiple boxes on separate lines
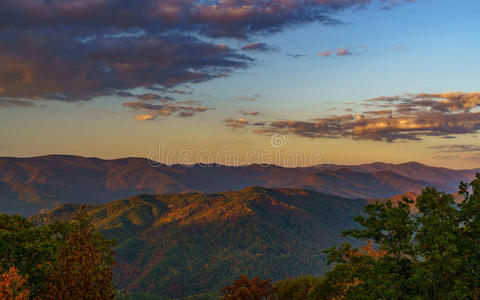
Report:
32,187,367,299
1,155,477,216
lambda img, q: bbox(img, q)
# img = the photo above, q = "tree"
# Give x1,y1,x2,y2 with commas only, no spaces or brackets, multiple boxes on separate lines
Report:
221,275,274,300
0,207,117,299
0,267,31,300
43,208,116,300
274,276,322,300
454,174,480,298
323,197,417,299
317,174,480,299
413,188,462,298
0,214,71,297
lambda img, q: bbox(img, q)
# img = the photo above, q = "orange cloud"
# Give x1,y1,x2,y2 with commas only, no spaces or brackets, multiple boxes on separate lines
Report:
225,118,249,128
241,91,480,142
123,97,208,121
318,47,357,57
135,114,155,121
317,51,332,57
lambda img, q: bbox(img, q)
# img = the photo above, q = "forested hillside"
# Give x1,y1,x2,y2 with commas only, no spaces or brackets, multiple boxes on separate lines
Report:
33,187,367,298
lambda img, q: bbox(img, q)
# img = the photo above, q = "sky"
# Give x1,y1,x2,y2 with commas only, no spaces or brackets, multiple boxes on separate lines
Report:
1,0,480,169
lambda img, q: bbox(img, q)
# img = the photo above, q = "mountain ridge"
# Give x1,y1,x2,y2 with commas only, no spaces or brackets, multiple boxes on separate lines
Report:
1,155,478,216
2,154,478,170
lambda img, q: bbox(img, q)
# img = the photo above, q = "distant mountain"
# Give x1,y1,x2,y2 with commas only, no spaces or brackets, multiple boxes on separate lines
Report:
32,187,367,299
1,155,477,216
318,161,476,190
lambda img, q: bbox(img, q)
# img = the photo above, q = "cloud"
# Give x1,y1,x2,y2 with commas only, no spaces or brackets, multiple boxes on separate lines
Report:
241,43,272,52
317,51,332,57
431,143,480,162
0,0,413,38
428,144,480,153
366,92,480,113
123,98,207,120
363,109,393,116
178,111,196,118
135,114,156,121
145,86,193,95
0,99,40,107
416,92,480,112
245,91,480,142
456,153,480,161
239,110,260,116
336,48,354,56
225,117,264,128
433,150,480,162
0,0,415,103
318,47,358,57
366,96,405,103
287,54,309,58
137,93,175,102
225,118,250,128
254,112,480,142
234,95,261,101
0,32,250,102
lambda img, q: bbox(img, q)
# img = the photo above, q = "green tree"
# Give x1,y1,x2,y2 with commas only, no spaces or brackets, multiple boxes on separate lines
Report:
317,174,480,299
412,188,462,298
274,276,322,300
0,207,116,299
323,197,416,299
454,175,480,298
0,214,71,297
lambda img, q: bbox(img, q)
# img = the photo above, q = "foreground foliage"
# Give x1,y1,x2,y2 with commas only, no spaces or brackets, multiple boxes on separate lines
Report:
221,275,274,300
0,209,116,299
0,267,30,300
224,174,480,299
320,174,480,299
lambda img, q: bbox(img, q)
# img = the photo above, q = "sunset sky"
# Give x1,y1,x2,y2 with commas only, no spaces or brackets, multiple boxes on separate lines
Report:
1,0,480,169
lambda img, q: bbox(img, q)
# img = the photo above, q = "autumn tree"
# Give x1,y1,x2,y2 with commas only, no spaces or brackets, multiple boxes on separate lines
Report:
0,267,31,300
221,275,274,300
43,208,116,300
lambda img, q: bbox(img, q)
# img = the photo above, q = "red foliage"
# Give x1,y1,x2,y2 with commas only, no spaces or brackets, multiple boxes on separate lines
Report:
0,267,31,300
221,275,274,300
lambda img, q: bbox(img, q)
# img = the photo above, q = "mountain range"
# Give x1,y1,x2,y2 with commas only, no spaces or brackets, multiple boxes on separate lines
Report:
1,155,478,216
32,187,367,299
